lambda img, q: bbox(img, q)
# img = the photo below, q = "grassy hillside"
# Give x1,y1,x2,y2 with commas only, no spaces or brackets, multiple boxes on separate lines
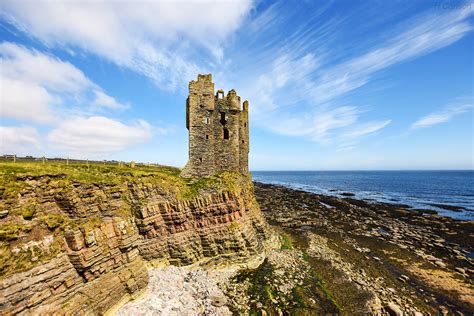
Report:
0,160,249,201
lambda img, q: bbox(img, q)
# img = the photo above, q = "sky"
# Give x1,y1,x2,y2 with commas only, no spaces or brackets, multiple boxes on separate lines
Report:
0,0,473,170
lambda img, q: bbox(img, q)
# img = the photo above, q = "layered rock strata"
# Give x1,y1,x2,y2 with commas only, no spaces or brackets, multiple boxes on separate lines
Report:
0,174,275,314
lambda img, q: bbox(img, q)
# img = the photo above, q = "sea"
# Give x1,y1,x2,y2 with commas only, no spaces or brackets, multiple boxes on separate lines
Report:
251,170,474,221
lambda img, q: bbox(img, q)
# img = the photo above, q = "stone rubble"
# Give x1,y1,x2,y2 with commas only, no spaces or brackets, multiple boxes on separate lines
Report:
115,266,232,316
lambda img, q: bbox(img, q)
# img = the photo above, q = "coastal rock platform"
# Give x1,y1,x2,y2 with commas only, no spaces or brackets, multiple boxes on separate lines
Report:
224,182,472,315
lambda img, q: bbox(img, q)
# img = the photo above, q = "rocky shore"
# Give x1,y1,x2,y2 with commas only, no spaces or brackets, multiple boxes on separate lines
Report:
226,182,472,315
116,182,473,315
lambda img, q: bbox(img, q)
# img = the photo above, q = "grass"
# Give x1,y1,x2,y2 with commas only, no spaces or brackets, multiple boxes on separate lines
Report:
0,160,249,202
41,213,69,230
280,233,294,250
0,159,252,277
0,238,63,277
21,204,36,220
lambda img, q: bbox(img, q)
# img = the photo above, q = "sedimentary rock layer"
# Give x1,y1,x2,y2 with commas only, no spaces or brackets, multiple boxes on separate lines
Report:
0,174,275,314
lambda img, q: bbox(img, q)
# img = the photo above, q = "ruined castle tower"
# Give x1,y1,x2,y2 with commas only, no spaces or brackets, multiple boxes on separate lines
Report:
181,74,249,178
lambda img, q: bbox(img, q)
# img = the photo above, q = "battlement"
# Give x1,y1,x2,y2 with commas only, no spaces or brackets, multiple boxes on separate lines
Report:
181,74,249,178
197,73,212,82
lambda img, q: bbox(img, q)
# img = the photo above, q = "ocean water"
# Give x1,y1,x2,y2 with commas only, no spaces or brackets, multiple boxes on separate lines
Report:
252,171,474,220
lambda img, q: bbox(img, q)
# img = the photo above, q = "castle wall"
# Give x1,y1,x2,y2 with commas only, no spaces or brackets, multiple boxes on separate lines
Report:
184,75,216,177
181,74,249,178
239,101,249,172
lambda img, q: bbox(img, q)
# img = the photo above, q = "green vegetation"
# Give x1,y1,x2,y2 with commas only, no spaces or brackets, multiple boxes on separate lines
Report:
0,160,249,202
280,233,294,250
263,285,274,300
0,238,63,277
310,270,343,312
228,221,240,231
21,204,36,220
41,213,68,231
292,286,308,308
0,224,22,240
0,159,251,277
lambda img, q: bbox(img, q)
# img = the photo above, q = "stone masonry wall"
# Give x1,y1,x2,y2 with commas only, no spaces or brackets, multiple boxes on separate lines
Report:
181,74,249,178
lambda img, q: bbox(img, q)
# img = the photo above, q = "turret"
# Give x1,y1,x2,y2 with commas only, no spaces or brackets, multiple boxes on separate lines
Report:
227,89,240,111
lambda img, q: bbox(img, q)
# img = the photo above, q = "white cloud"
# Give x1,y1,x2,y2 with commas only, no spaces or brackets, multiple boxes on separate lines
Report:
91,90,129,110
239,5,472,144
1,77,55,123
308,6,474,105
47,116,153,156
0,125,40,154
1,0,254,90
0,42,129,122
0,41,92,92
411,101,473,129
342,120,392,139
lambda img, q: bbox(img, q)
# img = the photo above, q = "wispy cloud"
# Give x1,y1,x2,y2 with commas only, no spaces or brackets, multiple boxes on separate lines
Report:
342,120,392,139
234,3,473,144
411,99,473,129
307,5,473,106
0,0,253,90
91,90,129,111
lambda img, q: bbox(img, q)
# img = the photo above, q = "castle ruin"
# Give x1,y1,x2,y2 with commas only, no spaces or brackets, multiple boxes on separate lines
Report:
181,74,249,178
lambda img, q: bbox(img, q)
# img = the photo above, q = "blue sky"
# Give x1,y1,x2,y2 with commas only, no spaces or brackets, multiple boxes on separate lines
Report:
0,0,473,170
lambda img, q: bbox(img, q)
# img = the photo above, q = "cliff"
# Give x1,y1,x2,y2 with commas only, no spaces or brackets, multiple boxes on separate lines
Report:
0,161,276,314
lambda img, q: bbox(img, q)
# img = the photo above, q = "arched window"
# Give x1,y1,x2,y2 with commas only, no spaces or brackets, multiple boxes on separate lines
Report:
223,128,230,139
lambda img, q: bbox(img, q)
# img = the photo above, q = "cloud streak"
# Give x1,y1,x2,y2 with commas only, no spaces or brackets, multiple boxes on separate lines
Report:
411,100,473,129
234,3,473,144
1,0,254,90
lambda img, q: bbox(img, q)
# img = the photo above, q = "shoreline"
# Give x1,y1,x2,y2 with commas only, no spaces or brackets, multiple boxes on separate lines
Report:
252,180,473,220
246,182,473,315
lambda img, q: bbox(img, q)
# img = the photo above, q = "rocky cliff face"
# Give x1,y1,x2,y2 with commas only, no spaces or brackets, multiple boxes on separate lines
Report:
0,164,276,315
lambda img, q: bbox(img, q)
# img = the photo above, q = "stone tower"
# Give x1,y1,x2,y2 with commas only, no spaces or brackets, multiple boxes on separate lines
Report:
181,74,249,178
